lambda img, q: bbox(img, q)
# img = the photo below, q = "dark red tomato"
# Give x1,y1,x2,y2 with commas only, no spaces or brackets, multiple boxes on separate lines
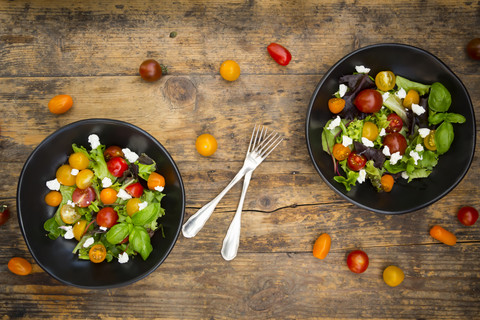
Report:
458,206,479,226
347,250,369,273
125,182,144,198
96,207,119,228
383,133,407,155
354,89,383,113
267,43,292,66
104,146,124,162
466,38,480,60
72,186,96,208
139,59,162,82
347,152,367,171
0,204,10,226
107,157,129,177
386,113,403,133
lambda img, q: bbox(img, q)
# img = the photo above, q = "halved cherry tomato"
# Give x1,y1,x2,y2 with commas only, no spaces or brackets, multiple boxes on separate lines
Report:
328,98,346,114
403,89,420,108
147,172,166,191
458,206,479,226
72,219,88,241
375,71,396,91
125,182,144,198
8,257,32,275
48,94,73,114
332,143,351,161
107,157,128,177
383,133,407,155
380,174,395,192
100,188,117,205
424,130,436,151
313,233,331,260
267,43,292,66
45,191,62,207
60,204,81,224
89,244,107,263
347,250,369,273
220,60,240,81
347,152,367,171
96,207,118,228
56,164,76,186
68,152,89,170
354,89,383,113
72,186,96,208
386,113,403,133
362,121,379,141
103,146,124,162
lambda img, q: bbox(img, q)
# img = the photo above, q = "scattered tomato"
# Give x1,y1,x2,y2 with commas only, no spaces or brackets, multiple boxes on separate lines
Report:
383,266,405,287
430,225,457,246
354,89,383,113
332,143,351,161
107,157,129,177
147,172,166,191
72,219,88,241
313,233,331,260
89,244,107,263
60,204,81,224
68,152,90,170
96,207,118,228
0,204,10,226
45,191,62,207
466,38,480,60
8,257,32,275
56,164,76,186
347,250,369,273
347,152,367,171
375,71,396,91
386,113,403,133
380,174,395,192
362,121,379,141
457,206,479,226
328,97,346,114
267,43,292,66
139,59,163,82
125,182,144,198
196,133,218,156
220,60,240,81
48,94,73,114
72,186,96,208
383,132,407,155
100,188,117,205
103,146,124,162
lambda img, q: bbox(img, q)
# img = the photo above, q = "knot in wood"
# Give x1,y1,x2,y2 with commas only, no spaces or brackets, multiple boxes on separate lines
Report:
163,76,196,110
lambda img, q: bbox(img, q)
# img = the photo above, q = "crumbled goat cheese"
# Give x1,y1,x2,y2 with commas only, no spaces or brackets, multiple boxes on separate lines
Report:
138,201,148,211
117,189,132,200
418,128,431,138
390,152,403,165
67,200,76,207
355,65,371,73
409,150,423,165
327,116,341,130
338,84,348,97
395,88,407,99
46,178,61,191
99,226,108,231
59,226,74,240
383,145,391,156
415,144,424,152
401,172,409,180
342,135,353,147
102,177,113,188
412,103,426,115
357,169,367,184
88,134,101,150
361,137,374,147
83,237,95,248
71,169,79,176
118,252,129,264
382,92,390,102
154,186,164,192
379,128,386,137
122,148,139,163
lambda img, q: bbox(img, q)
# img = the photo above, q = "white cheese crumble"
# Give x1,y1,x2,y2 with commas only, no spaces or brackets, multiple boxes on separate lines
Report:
379,128,386,137
46,178,61,191
361,137,374,147
382,92,390,101
138,201,148,211
357,169,367,184
102,177,113,188
418,128,431,138
382,145,391,156
327,116,341,130
83,237,95,248
88,134,101,150
154,186,164,192
409,150,423,165
71,169,79,176
415,144,424,152
338,84,348,97
122,148,139,163
99,226,108,231
390,152,403,165
395,88,407,99
355,65,371,74
66,200,76,207
118,252,129,264
401,172,409,180
117,189,132,200
59,226,74,240
342,135,353,147
412,103,426,115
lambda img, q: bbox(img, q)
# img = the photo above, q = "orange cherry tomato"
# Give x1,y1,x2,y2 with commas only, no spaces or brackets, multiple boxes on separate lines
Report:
380,174,395,192
332,143,351,161
45,191,62,207
48,94,73,114
68,152,90,170
72,220,88,241
56,164,76,186
196,133,218,156
403,89,420,108
8,257,32,275
220,60,240,81
328,98,346,114
89,244,107,263
313,233,331,260
430,225,457,246
100,188,118,205
147,172,166,191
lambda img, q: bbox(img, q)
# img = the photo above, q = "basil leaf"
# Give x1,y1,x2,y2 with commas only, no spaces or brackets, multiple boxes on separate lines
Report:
106,222,130,244
429,112,465,125
435,121,454,155
444,113,466,124
44,217,61,240
130,226,153,260
428,82,451,112
131,203,161,226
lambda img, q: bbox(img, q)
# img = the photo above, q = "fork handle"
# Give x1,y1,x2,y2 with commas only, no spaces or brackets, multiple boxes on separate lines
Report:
182,166,250,238
221,170,252,261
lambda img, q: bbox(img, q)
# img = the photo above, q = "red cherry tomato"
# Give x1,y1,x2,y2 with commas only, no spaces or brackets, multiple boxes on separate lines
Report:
103,146,124,162
125,182,144,198
347,152,367,171
458,206,479,226
72,187,96,208
386,113,403,133
0,204,10,226
107,157,129,177
354,89,383,113
96,207,119,228
267,43,292,66
466,38,480,60
383,133,407,155
347,250,369,273
139,59,163,82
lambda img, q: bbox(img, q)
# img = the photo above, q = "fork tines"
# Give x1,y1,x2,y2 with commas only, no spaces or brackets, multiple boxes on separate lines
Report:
248,125,283,159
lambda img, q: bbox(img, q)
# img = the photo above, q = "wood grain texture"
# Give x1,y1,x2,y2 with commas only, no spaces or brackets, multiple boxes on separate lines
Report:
0,0,479,319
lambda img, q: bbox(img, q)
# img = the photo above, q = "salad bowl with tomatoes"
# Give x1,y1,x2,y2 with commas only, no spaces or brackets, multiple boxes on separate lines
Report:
306,44,475,214
17,119,185,288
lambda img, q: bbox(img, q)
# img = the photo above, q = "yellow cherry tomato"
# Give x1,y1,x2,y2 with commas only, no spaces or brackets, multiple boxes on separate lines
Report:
375,71,396,91
45,191,62,207
56,164,76,186
424,130,437,151
126,198,142,217
220,60,240,81
69,152,90,170
75,169,94,189
403,89,420,108
89,244,107,263
60,204,81,224
196,133,217,157
362,121,379,141
383,265,405,287
72,219,88,241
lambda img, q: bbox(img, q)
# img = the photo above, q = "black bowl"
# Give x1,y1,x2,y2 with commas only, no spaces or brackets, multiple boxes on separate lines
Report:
306,43,476,214
17,119,185,288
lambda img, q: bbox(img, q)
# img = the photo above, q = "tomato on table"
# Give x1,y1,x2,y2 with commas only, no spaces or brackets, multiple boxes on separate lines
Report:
312,233,331,260
125,182,144,198
347,152,367,171
267,43,292,66
8,257,32,275
139,59,163,82
0,204,10,226
386,113,403,133
375,71,396,91
383,132,407,155
196,133,218,156
458,206,479,226
383,266,405,287
107,157,129,177
48,94,73,114
353,89,383,113
466,38,480,60
89,244,107,263
96,207,118,228
72,186,96,208
147,172,166,191
103,146,124,162
347,250,369,273
220,60,240,81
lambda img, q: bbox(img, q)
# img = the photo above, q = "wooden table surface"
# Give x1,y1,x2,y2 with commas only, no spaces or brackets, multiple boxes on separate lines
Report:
1,1,479,319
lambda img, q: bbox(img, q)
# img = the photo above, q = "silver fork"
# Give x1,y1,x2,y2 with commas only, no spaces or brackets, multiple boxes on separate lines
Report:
182,125,283,238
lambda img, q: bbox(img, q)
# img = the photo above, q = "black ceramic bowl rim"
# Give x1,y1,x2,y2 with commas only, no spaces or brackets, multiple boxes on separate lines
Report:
305,43,476,214
17,118,185,288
